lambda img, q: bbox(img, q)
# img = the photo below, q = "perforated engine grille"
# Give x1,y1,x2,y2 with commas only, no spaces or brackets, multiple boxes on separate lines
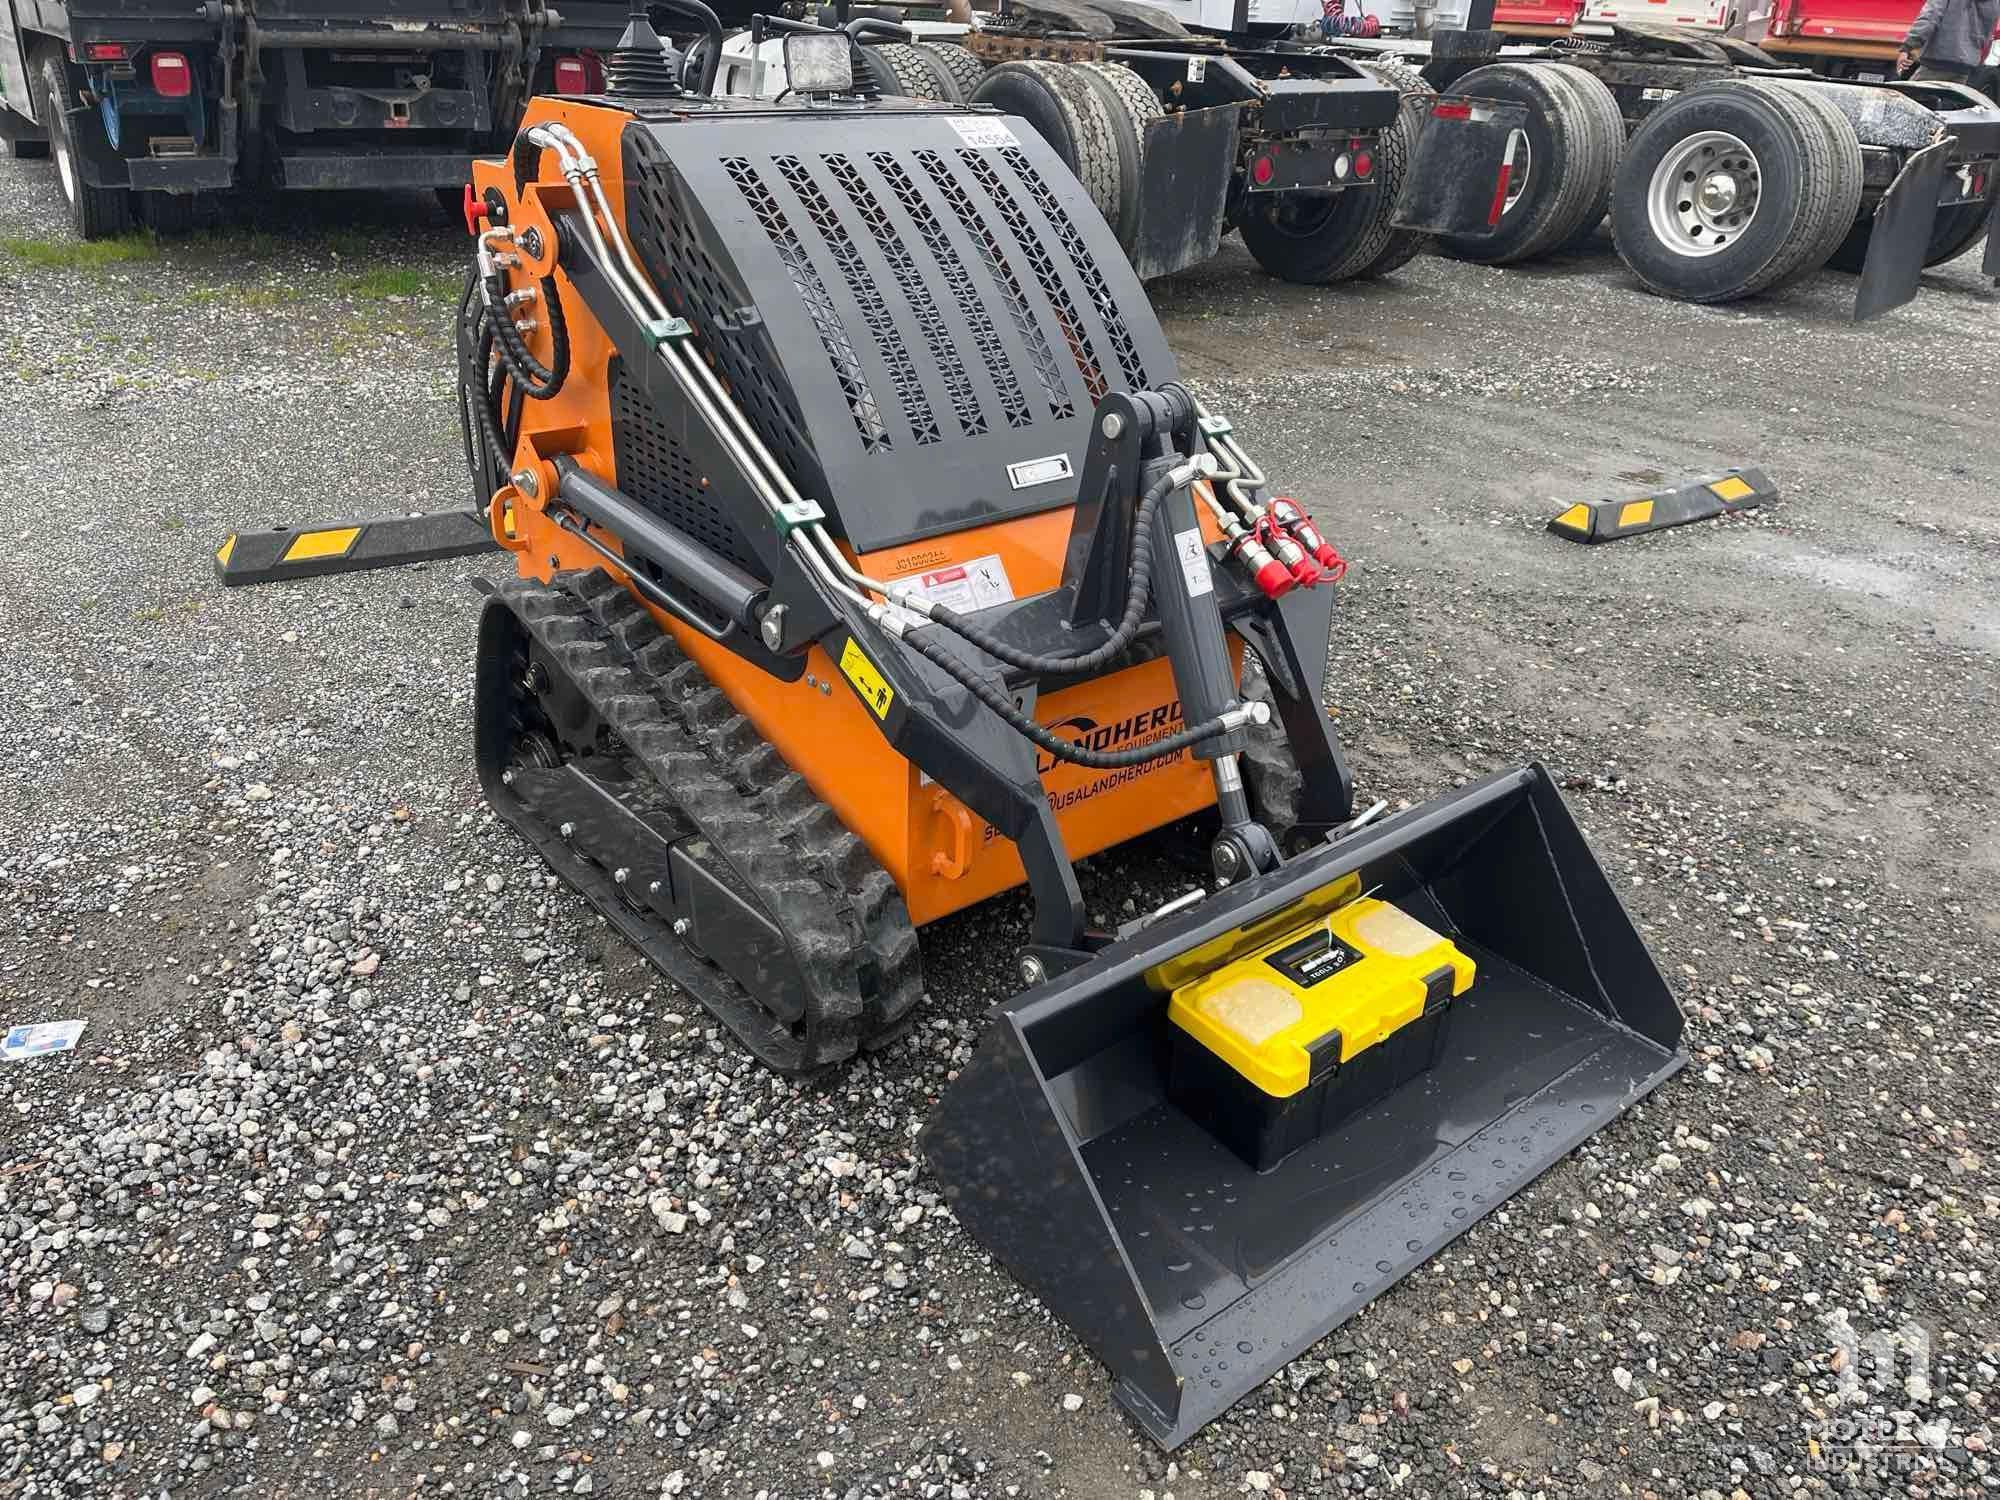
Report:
618,115,1174,553
607,357,764,577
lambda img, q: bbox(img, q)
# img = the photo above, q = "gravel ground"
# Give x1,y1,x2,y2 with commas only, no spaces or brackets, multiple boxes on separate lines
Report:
1,157,1996,1500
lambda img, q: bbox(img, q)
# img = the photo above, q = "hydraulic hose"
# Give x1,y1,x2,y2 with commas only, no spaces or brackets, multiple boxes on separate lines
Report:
901,623,1248,770
914,471,1178,675
480,270,570,400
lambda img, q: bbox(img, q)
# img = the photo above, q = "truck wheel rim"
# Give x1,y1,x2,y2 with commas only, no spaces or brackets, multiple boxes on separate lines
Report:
1648,129,1761,258
54,134,77,204
1503,130,1531,215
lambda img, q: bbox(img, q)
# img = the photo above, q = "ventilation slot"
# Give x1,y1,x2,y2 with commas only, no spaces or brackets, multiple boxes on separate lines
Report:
958,148,1108,404
916,147,1074,422
726,155,891,453
624,132,818,494
608,358,764,577
830,153,985,439
776,154,940,447
872,152,1030,432
1000,145,1149,392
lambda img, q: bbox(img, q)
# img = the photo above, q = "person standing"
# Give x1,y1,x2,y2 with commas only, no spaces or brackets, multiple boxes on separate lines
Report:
1896,0,2000,97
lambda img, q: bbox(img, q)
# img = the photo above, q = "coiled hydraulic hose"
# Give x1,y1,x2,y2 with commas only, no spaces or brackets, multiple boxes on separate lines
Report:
480,270,570,400
905,471,1178,676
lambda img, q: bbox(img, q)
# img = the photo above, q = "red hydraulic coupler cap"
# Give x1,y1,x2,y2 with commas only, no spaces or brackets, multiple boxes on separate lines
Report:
1226,535,1295,600
462,183,483,237
1287,553,1324,588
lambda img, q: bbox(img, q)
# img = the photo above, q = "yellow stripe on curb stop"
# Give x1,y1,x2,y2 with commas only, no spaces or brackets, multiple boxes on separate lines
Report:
281,527,362,564
1618,500,1655,529
1708,476,1755,502
216,535,236,567
1552,504,1590,532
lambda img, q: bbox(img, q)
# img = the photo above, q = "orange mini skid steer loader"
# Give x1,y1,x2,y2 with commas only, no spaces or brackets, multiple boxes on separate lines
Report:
455,1,1685,1447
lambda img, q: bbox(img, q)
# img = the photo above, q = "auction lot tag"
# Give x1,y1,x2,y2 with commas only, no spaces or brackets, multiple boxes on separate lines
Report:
951,117,1015,149
3,1020,86,1060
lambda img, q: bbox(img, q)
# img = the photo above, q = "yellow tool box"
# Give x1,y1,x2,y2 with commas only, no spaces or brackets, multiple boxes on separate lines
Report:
1167,897,1477,1170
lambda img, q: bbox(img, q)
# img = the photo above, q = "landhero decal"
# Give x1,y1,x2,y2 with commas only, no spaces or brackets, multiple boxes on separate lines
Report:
1034,700,1186,778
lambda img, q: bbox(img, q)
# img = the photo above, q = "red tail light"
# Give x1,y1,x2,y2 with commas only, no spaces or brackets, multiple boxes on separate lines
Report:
1353,150,1373,178
82,42,131,62
1432,99,1473,120
1251,154,1276,186
150,51,192,97
553,54,589,94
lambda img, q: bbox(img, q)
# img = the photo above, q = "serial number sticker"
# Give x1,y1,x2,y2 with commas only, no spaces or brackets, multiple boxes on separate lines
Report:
1641,86,1680,101
896,553,1016,614
839,637,895,720
1186,57,1208,83
950,116,1016,148
1007,452,1074,490
1174,526,1214,599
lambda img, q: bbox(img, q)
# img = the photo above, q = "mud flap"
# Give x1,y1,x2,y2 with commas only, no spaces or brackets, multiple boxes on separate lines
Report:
922,763,1684,1448
1390,97,1530,237
1128,105,1238,281
1986,192,2000,279
1855,140,1953,321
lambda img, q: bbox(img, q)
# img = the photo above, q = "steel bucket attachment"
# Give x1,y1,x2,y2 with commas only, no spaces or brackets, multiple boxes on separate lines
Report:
922,763,1684,1448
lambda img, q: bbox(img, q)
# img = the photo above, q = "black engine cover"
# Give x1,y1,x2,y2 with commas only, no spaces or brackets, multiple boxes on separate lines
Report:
619,105,1177,555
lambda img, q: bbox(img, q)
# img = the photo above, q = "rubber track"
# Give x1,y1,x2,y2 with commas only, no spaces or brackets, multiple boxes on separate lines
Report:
492,572,922,1072
1351,58,1435,279
920,42,990,100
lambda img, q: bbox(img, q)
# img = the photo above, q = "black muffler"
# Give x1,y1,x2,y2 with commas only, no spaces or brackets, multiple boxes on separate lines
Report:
922,762,1684,1448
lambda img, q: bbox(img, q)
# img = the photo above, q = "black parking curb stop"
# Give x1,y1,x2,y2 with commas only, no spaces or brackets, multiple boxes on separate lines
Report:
215,510,499,586
1547,467,1776,545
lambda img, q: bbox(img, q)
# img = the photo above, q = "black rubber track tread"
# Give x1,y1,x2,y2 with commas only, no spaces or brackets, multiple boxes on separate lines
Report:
488,573,922,1072
920,41,991,100
569,570,926,1053
865,41,963,104
1435,63,1599,266
1351,58,1436,279
1542,62,1625,253
1754,80,1864,291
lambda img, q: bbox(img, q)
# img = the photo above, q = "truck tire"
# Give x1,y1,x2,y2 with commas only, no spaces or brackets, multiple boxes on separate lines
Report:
1071,61,1160,247
136,191,198,235
1434,63,1602,265
1754,80,1863,289
920,42,991,100
1240,180,1399,285
1611,81,1842,303
857,42,965,103
969,61,1126,236
1543,62,1625,252
1827,200,1990,273
1350,58,1435,279
38,48,132,241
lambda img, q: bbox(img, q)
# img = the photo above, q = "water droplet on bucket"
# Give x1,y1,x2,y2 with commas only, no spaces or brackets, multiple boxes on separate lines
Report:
1181,1293,1206,1311
1237,1341,1255,1355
